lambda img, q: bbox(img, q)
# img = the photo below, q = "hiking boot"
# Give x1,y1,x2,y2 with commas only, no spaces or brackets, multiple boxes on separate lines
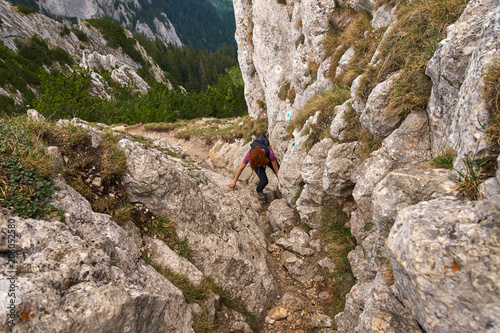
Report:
257,191,265,201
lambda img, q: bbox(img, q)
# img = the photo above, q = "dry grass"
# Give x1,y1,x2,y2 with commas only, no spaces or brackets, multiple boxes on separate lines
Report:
292,87,351,132
483,60,500,151
289,86,350,150
143,122,178,132
358,0,468,118
323,10,382,89
170,116,268,144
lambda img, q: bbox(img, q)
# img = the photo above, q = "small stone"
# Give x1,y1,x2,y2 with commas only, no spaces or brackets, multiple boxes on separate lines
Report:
91,177,102,188
319,291,329,300
267,306,288,320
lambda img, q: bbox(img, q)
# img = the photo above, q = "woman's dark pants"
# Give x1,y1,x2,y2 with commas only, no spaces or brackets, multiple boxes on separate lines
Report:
255,161,279,193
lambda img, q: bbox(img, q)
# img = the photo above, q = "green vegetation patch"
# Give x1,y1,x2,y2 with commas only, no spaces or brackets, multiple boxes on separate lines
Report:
430,149,454,169
16,4,36,15
289,86,350,150
319,201,357,319
0,116,89,219
85,18,144,65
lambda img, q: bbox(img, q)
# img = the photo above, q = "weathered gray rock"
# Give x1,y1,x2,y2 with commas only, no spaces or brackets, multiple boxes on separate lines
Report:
335,281,375,332
329,101,351,141
355,275,422,333
27,109,45,120
0,193,194,332
267,199,297,232
118,139,277,315
352,110,431,215
387,196,500,333
280,135,309,204
371,3,396,30
372,167,457,236
336,47,355,76
217,306,254,333
426,0,499,168
143,236,204,286
360,73,401,139
301,138,334,202
478,177,500,199
275,227,314,256
318,257,336,273
323,142,363,200
281,251,318,286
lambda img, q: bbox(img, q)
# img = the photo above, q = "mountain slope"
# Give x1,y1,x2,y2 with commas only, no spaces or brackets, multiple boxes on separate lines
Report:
8,0,236,51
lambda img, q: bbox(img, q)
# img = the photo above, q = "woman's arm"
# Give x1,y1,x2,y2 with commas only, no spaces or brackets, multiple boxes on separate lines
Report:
229,162,247,188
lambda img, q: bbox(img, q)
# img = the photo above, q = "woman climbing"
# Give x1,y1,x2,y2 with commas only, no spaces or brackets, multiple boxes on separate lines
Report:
228,137,279,200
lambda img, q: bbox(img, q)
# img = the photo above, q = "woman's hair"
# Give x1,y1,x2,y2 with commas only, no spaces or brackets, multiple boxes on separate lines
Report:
248,146,270,170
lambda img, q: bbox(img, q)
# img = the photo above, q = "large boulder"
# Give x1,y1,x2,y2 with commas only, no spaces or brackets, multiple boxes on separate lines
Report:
360,73,402,139
426,0,499,168
387,196,500,332
0,183,194,332
372,167,457,237
118,139,277,315
323,142,363,200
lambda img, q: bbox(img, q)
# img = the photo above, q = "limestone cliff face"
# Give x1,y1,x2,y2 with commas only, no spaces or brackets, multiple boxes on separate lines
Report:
235,0,500,331
234,0,336,155
36,0,183,47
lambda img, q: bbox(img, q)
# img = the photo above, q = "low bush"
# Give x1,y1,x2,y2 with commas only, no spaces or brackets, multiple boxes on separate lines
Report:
17,4,36,15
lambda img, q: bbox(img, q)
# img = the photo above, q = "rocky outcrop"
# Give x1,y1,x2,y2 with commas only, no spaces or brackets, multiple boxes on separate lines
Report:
0,181,194,332
118,139,278,315
235,0,500,331
426,0,499,168
34,0,183,48
387,196,500,332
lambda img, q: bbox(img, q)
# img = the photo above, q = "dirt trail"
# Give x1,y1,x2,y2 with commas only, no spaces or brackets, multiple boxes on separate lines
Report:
126,125,214,162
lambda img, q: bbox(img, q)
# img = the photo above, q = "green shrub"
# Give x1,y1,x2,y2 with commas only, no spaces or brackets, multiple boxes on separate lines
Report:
71,28,88,42
60,26,71,37
17,4,36,15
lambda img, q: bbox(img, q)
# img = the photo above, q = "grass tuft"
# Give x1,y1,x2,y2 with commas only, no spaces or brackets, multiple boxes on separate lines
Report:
341,105,382,160
319,201,357,319
430,149,454,169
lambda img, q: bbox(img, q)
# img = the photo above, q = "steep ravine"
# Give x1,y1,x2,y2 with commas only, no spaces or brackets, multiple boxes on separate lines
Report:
125,125,351,331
